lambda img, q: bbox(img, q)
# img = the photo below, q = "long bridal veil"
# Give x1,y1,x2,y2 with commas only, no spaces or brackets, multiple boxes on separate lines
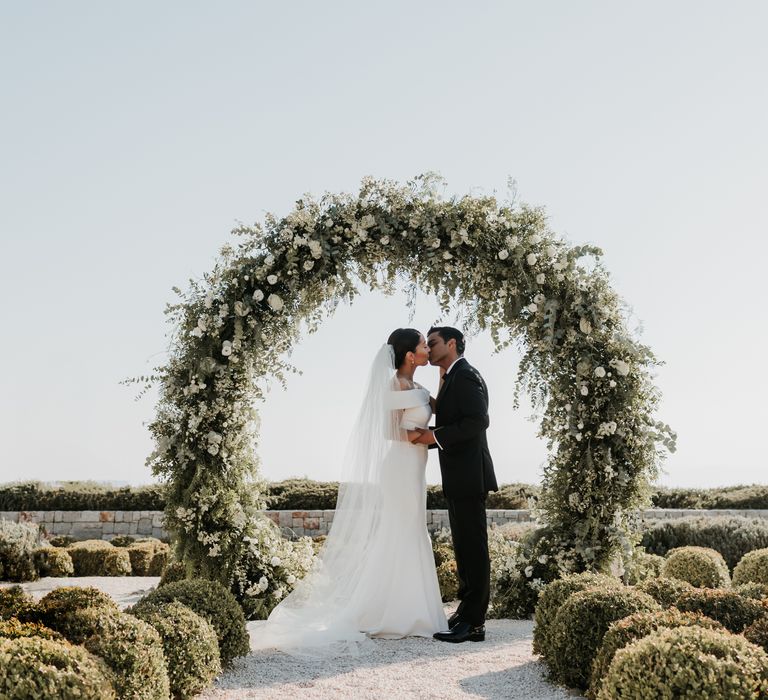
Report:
247,344,405,653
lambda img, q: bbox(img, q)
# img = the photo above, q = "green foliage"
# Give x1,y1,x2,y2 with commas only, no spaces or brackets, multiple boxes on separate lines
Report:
661,546,731,588
548,586,660,689
48,534,75,547
0,636,116,700
431,538,458,602
735,582,768,600
0,481,166,510
0,618,65,642
621,550,664,585
127,541,170,576
67,540,132,577
71,608,170,700
532,572,622,662
34,546,74,577
158,560,187,587
597,626,768,699
0,520,39,582
0,585,36,620
265,478,339,510
589,609,725,698
652,485,768,510
33,586,119,643
734,548,768,586
675,588,767,633
636,576,695,608
130,601,221,699
131,578,249,666
641,516,768,570
110,535,137,547
745,617,768,654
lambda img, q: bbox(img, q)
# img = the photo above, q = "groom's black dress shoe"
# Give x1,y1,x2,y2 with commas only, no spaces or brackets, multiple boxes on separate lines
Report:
447,612,461,629
433,621,485,643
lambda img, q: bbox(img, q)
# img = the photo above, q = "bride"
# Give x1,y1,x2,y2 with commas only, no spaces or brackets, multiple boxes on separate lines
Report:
247,328,448,652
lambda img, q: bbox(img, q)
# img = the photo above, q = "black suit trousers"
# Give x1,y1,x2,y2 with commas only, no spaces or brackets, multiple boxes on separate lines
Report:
447,494,490,626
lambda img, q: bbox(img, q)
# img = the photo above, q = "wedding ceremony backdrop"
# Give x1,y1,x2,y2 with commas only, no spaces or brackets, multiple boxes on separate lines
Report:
141,175,676,600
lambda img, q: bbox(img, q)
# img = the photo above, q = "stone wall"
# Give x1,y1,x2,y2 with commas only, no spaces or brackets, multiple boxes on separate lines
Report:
3,508,768,541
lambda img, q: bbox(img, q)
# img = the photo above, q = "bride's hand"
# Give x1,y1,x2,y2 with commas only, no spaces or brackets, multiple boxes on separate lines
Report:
407,428,425,443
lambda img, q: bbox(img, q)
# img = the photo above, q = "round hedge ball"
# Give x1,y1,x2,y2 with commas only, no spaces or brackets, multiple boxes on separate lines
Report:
675,588,767,633
598,626,768,699
0,618,65,642
72,607,170,700
532,572,622,663
0,636,116,700
589,608,725,698
734,548,768,587
33,586,119,643
130,600,221,699
636,576,695,608
0,586,36,621
131,578,249,666
661,546,731,588
549,586,660,689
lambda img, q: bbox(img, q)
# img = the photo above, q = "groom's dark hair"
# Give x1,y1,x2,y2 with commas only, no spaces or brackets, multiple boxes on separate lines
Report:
428,326,465,356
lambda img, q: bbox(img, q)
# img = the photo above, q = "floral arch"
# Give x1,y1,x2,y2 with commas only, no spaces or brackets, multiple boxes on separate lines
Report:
145,174,675,616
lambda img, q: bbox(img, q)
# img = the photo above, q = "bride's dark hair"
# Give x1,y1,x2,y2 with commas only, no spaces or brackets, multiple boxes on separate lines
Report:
387,328,421,368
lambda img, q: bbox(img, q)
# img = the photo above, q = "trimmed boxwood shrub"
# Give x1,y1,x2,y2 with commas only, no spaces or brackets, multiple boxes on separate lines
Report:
0,480,166,511
548,586,660,689
735,582,768,600
110,535,137,547
0,585,36,620
67,540,132,577
676,588,767,633
661,546,730,588
532,572,621,662
158,560,187,587
0,520,39,582
0,636,116,700
642,516,768,570
733,548,768,586
745,617,768,654
132,578,249,666
34,546,74,577
130,600,221,699
636,576,695,608
589,609,725,698
127,541,170,576
598,626,768,699
651,484,768,510
0,618,65,642
33,586,119,642
49,535,76,548
71,608,170,700
621,551,664,585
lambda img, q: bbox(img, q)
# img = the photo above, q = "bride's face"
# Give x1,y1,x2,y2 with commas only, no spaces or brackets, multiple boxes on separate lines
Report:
410,334,430,368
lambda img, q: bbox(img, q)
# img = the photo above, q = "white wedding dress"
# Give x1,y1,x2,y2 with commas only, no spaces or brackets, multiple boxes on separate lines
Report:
247,346,447,654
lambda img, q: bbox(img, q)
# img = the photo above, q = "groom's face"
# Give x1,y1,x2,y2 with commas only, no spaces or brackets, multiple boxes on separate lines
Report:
427,332,452,366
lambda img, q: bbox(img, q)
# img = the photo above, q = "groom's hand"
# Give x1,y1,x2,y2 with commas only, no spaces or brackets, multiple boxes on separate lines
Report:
414,429,437,446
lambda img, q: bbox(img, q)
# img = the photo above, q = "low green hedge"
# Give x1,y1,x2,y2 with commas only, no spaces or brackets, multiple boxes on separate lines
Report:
67,540,132,577
598,626,768,699
0,481,166,511
0,636,116,700
675,588,767,633
34,546,74,577
652,484,768,510
641,516,768,570
733,548,768,586
0,618,65,642
0,520,39,583
636,576,695,608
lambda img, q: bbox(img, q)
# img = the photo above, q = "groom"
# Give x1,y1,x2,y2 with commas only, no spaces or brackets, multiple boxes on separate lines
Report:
415,326,498,643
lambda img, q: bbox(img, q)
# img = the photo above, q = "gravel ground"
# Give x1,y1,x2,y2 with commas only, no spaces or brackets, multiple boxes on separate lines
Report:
2,577,581,700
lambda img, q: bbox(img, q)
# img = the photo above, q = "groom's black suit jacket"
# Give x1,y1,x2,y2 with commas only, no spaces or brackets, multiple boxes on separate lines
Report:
431,358,498,500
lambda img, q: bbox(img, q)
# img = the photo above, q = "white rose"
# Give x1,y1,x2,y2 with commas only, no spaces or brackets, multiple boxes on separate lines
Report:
270,556,282,567
580,385,589,396
545,245,557,258
534,293,545,304
575,433,583,441
443,251,453,260
303,260,315,271
564,403,571,411
527,303,538,313
221,340,233,357
609,380,617,388
594,366,606,378
190,327,203,338
525,566,534,578
308,240,322,258
273,587,284,600
498,249,509,260
218,304,229,318
380,236,389,245
252,289,264,301
530,234,542,245
267,274,278,285
556,273,565,282
526,253,538,266
579,317,592,335
264,254,275,267
536,273,545,284
286,574,296,584
206,431,222,444
204,295,213,309
267,294,284,312
612,360,630,376
258,576,268,591
207,444,219,455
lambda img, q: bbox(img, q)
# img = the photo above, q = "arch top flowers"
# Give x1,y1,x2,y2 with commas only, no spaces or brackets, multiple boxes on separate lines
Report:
145,174,675,611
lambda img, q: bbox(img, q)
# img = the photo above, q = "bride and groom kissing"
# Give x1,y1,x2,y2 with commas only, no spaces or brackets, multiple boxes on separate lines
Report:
248,326,498,652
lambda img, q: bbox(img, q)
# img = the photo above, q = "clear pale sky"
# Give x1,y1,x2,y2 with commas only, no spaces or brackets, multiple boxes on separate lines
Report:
1,2,766,489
